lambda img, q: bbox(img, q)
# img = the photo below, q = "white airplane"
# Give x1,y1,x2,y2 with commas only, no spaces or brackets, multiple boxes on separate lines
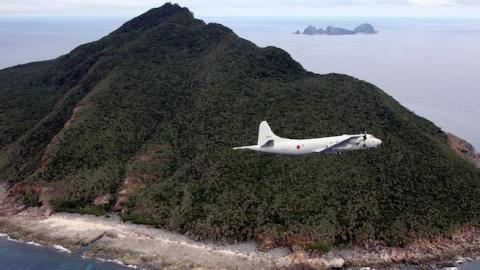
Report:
233,121,382,155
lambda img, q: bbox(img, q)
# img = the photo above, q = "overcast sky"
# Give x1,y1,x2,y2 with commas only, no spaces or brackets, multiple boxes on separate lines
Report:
1,0,479,18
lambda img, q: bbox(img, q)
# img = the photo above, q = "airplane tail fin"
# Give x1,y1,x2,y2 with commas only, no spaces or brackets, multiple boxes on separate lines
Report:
257,121,278,146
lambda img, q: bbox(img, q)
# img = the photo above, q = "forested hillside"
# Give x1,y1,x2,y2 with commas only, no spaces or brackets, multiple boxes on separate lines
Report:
1,3,479,248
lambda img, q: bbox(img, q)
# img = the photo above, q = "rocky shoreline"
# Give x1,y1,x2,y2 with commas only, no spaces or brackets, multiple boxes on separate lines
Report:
2,155,480,270
0,211,290,270
1,207,480,270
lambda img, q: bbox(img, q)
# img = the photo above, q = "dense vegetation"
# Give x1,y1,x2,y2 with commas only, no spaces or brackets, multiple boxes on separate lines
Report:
1,3,479,248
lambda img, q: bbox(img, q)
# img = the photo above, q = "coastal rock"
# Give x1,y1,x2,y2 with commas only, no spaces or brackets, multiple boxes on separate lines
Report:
326,26,356,35
0,182,7,204
302,26,325,35
447,133,480,168
303,25,318,35
112,174,150,213
0,213,290,270
93,194,112,206
390,248,409,263
297,23,377,35
324,255,345,268
0,182,31,215
294,30,301,34
354,23,378,34
281,249,345,269
4,212,480,270
333,248,391,266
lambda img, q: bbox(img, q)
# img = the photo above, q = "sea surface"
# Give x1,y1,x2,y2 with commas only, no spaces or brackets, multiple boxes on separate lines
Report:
2,236,480,270
0,235,132,270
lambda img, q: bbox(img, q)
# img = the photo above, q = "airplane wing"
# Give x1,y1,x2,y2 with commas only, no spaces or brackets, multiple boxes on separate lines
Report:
313,135,363,153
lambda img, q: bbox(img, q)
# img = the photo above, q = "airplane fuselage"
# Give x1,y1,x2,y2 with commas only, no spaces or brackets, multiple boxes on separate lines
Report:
238,134,381,156
233,121,382,156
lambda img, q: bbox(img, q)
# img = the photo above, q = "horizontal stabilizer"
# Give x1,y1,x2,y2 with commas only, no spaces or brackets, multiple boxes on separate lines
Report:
233,145,257,150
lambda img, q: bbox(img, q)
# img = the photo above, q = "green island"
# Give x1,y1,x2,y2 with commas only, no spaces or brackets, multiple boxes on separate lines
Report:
1,3,479,255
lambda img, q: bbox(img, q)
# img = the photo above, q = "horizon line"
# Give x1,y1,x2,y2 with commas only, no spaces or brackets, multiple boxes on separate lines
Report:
1,14,480,20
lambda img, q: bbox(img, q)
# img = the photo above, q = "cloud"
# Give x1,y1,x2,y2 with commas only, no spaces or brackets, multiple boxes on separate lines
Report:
410,0,456,6
1,0,479,17
410,0,480,5
0,0,156,13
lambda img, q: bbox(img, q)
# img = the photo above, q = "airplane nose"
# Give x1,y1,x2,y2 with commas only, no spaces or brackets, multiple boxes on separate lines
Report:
376,138,382,145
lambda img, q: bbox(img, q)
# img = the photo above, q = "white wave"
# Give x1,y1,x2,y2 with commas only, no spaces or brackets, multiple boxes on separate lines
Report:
26,241,42,247
52,244,72,253
101,258,139,269
83,255,140,269
0,233,28,244
6,236,23,243
2,232,138,268
0,233,42,247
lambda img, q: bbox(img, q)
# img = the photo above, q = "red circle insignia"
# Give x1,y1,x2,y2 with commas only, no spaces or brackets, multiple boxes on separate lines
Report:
296,145,301,150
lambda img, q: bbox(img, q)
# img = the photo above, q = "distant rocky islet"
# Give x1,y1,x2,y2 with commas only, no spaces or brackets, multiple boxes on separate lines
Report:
294,23,377,35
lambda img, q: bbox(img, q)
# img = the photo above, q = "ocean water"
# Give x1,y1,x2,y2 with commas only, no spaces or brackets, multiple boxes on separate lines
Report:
0,16,479,148
0,235,132,270
0,17,126,68
462,261,480,270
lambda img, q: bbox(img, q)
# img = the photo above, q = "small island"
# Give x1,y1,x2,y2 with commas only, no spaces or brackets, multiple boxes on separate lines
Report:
294,23,378,35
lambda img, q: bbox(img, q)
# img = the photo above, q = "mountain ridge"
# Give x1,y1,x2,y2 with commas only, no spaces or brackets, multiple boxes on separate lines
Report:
1,3,479,250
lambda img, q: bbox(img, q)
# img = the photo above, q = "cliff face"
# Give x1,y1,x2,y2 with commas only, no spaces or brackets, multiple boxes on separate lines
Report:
1,3,480,248
448,133,480,168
